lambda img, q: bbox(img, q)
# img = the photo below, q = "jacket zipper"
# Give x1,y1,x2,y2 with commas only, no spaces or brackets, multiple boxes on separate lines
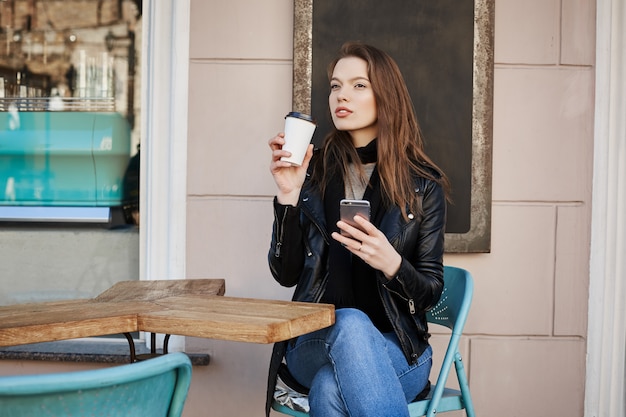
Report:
274,205,289,258
379,281,418,364
386,287,416,314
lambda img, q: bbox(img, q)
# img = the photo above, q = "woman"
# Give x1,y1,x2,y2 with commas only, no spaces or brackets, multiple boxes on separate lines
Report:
266,42,450,417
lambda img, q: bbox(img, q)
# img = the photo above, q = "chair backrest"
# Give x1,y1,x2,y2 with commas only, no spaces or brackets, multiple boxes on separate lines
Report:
426,266,473,335
0,351,192,417
407,265,474,417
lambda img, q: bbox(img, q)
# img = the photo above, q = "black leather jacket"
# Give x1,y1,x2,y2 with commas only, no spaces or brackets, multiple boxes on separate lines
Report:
265,166,446,415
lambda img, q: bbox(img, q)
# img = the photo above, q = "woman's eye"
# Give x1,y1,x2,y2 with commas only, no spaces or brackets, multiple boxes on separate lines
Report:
330,83,340,90
355,83,367,89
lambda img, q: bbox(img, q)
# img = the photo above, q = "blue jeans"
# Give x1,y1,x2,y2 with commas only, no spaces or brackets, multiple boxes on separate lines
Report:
285,308,432,417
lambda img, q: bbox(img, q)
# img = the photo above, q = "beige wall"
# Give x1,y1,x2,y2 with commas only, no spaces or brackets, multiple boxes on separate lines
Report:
185,1,295,415
184,0,596,416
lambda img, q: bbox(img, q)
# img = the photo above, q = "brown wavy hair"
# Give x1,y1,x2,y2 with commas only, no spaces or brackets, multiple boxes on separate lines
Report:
311,41,450,219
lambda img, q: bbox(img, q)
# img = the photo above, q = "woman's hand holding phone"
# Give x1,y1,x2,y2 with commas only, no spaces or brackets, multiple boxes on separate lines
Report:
333,201,402,279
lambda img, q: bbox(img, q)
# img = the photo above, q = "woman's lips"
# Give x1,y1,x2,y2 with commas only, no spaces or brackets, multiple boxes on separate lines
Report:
334,107,352,117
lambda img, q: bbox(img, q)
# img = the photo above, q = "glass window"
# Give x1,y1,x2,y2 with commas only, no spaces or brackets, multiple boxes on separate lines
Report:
0,0,141,306
0,0,141,225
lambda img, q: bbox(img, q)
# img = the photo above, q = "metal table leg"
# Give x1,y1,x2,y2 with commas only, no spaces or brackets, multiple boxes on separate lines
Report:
123,332,172,362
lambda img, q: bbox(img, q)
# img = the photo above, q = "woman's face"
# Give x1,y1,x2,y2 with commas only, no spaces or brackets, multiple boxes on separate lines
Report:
329,56,378,147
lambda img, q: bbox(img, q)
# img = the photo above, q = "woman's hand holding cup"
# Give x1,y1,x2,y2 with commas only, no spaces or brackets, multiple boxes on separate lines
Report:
269,133,313,206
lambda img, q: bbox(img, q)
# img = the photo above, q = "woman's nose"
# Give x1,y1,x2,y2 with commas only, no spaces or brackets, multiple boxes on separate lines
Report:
336,89,348,101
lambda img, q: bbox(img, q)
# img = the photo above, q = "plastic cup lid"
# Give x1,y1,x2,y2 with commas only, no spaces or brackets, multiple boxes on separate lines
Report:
285,112,316,124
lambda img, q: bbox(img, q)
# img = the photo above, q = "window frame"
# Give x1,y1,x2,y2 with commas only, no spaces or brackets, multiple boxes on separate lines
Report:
140,0,190,351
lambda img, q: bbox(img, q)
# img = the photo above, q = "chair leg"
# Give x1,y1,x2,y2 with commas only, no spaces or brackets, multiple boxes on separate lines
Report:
454,352,476,417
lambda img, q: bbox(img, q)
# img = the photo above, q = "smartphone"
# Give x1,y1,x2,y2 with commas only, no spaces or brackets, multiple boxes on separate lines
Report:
339,199,371,237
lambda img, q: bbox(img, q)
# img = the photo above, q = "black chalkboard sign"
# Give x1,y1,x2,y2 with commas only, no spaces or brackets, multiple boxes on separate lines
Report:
293,0,494,252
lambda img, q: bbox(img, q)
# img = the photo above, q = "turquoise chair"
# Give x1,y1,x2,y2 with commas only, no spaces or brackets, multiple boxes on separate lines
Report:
0,351,192,417
272,266,476,417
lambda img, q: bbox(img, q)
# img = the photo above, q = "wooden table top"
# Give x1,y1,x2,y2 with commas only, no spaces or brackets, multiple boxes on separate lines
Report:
0,279,335,347
95,279,226,302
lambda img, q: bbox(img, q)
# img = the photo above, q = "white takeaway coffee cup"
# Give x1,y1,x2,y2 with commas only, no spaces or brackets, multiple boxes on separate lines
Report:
280,112,317,166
